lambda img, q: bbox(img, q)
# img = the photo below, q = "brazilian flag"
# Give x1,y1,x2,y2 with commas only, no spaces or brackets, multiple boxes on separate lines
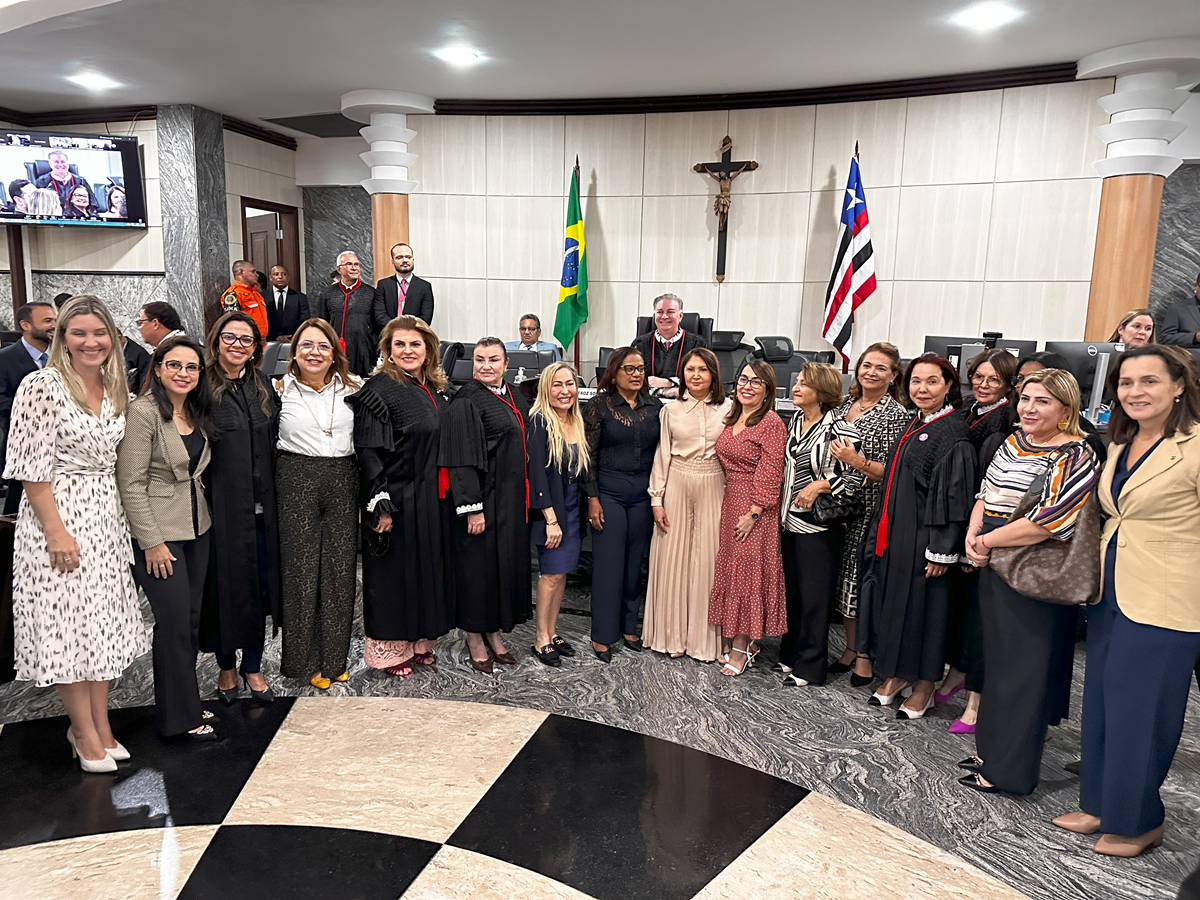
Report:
554,164,588,351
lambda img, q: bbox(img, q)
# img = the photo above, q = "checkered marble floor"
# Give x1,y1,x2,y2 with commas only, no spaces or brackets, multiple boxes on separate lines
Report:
0,697,1030,900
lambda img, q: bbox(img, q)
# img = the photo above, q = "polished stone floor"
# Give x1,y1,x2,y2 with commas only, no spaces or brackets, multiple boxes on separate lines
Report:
1,560,1197,900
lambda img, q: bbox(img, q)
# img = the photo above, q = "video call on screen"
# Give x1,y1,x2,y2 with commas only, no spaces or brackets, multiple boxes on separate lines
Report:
0,129,146,227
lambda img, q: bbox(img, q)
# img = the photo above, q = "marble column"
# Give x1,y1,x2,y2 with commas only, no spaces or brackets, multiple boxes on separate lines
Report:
340,91,434,288
1148,163,1200,317
1077,40,1200,339
300,186,373,293
156,104,229,337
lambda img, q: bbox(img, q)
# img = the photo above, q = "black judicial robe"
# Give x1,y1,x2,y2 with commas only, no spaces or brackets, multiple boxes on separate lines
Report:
631,330,708,385
945,400,1010,689
316,281,377,378
348,373,454,642
200,370,282,654
443,380,532,634
857,409,976,684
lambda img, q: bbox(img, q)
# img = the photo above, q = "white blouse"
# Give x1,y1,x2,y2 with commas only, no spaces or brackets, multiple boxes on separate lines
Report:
276,373,358,458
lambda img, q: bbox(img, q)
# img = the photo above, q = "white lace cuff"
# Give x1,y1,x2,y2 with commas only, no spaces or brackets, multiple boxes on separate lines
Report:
366,491,391,513
925,550,958,564
457,502,483,516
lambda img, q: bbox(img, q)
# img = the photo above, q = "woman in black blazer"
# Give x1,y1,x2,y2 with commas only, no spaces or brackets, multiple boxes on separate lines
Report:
527,362,591,667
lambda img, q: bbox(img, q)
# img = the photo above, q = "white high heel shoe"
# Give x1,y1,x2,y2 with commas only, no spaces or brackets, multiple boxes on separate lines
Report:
66,727,117,774
896,691,936,720
869,683,911,707
105,741,130,762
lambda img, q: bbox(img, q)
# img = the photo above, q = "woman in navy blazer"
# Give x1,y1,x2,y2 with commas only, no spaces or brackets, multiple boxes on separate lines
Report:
527,362,590,667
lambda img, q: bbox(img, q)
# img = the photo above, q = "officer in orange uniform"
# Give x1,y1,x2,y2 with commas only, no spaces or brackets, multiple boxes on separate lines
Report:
220,260,268,339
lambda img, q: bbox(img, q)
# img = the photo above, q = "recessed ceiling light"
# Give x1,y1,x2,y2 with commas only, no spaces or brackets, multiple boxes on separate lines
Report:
66,71,122,91
949,1,1024,31
432,45,482,68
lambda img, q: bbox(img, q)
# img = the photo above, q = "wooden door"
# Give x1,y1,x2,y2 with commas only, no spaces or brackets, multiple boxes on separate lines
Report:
241,198,302,291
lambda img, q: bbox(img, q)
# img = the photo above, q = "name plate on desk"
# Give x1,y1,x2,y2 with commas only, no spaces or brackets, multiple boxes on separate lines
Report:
577,387,597,401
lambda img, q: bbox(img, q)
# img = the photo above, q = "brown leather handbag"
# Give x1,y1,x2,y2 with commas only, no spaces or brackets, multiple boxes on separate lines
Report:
988,450,1101,606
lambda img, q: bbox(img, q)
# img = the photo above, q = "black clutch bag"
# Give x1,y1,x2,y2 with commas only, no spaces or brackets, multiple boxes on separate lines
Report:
808,491,864,527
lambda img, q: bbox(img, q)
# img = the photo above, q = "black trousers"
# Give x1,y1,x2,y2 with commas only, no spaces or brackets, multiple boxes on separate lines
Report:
946,568,985,693
780,529,836,683
590,471,652,645
133,532,211,738
976,567,1077,795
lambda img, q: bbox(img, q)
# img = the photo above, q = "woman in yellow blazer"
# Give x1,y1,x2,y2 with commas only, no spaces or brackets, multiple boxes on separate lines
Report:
116,335,217,742
1053,345,1200,857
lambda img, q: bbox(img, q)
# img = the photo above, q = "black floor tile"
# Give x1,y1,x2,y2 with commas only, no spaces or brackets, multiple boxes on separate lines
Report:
449,714,808,900
177,824,439,900
0,698,293,850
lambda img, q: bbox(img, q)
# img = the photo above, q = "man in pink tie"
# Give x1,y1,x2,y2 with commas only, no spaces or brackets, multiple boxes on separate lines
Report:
372,242,435,334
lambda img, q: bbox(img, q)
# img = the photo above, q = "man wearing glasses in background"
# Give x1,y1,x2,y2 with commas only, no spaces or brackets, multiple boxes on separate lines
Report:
504,314,561,360
315,250,376,378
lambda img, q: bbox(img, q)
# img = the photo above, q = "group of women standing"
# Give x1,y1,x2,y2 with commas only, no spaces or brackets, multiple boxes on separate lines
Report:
4,294,1196,863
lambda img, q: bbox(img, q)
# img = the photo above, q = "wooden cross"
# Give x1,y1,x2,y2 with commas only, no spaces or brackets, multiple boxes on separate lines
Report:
693,135,758,283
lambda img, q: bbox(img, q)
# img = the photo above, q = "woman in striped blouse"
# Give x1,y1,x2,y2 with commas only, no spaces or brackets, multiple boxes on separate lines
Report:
778,363,863,686
959,368,1099,796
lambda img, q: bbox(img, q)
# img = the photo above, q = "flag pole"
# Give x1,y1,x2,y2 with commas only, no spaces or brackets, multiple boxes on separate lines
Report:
572,155,581,373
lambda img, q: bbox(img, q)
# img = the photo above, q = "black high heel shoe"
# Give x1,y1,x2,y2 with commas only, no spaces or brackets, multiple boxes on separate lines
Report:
240,670,275,703
215,676,239,704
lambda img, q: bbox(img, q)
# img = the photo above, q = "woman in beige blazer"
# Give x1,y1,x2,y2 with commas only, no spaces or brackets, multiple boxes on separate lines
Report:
116,335,216,742
1053,345,1200,857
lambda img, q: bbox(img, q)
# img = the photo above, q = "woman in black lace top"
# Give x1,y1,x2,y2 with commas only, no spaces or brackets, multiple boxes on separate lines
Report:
582,347,662,661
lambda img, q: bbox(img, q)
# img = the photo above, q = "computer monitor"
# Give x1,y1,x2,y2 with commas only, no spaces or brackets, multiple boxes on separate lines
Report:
1044,341,1125,420
923,336,976,360
506,349,540,376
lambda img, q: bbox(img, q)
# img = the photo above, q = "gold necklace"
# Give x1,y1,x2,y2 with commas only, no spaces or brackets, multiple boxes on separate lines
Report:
296,378,338,437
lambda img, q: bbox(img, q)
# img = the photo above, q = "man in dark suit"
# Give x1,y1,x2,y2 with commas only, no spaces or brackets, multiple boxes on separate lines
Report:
372,242,434,334
264,265,309,341
1157,272,1200,348
0,301,56,513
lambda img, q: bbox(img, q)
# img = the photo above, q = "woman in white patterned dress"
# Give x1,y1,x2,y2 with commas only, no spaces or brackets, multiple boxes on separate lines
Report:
3,295,148,773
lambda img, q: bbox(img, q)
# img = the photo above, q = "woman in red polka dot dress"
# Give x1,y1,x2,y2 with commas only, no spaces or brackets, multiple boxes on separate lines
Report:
708,358,788,675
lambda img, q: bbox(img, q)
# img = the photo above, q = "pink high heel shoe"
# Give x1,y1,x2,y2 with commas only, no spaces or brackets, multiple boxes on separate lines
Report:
934,682,966,704
948,718,976,734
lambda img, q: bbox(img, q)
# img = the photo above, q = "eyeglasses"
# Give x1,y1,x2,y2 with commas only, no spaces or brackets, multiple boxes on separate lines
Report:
161,360,201,374
736,375,767,389
970,374,1006,388
519,326,539,333
619,365,646,375
297,340,333,354
135,317,151,327
219,332,257,348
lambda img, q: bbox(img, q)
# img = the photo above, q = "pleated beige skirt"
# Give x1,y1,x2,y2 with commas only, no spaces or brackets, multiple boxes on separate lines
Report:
644,457,725,661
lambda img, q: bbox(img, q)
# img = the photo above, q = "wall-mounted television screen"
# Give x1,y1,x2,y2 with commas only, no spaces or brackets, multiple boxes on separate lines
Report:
0,128,146,228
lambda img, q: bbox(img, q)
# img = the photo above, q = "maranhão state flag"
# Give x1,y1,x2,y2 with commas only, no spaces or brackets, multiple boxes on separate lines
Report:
821,150,876,367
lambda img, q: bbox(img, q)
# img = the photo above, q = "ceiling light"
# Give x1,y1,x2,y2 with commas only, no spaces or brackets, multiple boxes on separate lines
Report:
432,45,482,68
66,71,122,91
949,1,1024,31
0,0,34,9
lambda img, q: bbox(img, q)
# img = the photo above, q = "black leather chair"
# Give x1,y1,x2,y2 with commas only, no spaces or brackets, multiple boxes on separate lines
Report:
634,313,713,344
709,330,754,388
440,341,465,379
259,341,289,377
794,349,837,364
595,346,614,385
752,336,800,392
450,357,474,386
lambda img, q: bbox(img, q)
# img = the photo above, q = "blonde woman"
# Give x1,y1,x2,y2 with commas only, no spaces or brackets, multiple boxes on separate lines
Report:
644,347,729,662
4,295,147,772
527,362,591,666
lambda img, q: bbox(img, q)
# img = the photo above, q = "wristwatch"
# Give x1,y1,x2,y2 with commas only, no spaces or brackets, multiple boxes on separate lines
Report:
749,511,760,520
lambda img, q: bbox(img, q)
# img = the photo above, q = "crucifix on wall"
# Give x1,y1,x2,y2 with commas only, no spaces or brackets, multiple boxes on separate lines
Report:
694,135,758,283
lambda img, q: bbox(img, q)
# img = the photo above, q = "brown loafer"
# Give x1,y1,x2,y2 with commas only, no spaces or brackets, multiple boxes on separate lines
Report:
469,656,493,674
492,651,518,665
